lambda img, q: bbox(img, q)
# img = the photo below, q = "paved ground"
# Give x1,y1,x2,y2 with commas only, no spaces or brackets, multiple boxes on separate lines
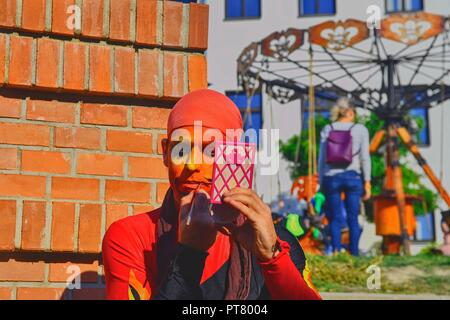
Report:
320,292,450,300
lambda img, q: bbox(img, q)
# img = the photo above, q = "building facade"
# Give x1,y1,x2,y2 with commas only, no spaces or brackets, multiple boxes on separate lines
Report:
205,0,450,252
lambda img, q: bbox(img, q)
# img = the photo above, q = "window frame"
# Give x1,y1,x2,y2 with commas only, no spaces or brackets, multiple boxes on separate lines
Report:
224,0,262,21
412,211,436,243
298,0,336,17
225,90,263,147
385,0,424,14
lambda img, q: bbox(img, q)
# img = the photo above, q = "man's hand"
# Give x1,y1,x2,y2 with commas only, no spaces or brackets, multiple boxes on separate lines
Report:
363,181,371,201
222,188,279,262
179,190,217,252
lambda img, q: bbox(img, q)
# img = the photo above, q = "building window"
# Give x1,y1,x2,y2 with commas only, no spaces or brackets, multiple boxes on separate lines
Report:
385,0,423,13
225,0,261,20
414,212,436,242
299,0,336,16
226,91,262,146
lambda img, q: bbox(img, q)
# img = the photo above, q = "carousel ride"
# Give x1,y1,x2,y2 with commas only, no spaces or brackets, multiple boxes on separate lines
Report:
237,12,450,255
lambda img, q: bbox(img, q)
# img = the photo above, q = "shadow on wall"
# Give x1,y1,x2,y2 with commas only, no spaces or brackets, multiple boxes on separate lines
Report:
61,271,106,300
0,252,105,300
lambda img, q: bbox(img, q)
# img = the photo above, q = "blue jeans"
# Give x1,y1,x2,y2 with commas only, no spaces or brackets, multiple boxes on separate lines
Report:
323,171,363,256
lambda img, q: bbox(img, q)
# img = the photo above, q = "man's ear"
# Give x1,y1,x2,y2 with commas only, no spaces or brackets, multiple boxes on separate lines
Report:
161,138,169,167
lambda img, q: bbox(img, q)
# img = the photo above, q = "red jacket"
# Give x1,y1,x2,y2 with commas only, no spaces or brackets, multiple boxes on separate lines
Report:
102,208,321,300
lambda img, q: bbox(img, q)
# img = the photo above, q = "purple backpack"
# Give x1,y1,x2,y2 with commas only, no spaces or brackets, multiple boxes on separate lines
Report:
326,123,357,165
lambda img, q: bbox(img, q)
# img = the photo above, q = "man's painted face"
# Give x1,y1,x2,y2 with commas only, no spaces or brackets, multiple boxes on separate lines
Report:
162,126,222,203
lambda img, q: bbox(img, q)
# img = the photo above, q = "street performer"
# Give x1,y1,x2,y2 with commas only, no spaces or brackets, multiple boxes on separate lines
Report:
102,89,321,300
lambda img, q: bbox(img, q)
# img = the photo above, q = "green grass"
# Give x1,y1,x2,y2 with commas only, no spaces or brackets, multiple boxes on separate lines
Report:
307,253,450,295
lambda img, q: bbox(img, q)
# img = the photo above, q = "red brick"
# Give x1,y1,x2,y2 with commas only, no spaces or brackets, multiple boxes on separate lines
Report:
81,103,127,126
52,0,76,35
77,153,123,176
163,52,185,98
157,182,170,204
106,204,128,230
0,200,16,251
138,49,159,97
114,47,135,94
26,99,75,123
128,156,167,179
105,180,151,203
17,287,65,300
36,38,60,89
0,0,16,27
106,130,152,153
188,54,207,92
81,0,104,38
136,0,158,45
133,204,154,215
0,95,22,119
51,202,75,252
0,122,50,146
54,127,101,150
132,106,169,129
0,174,46,197
0,259,45,281
51,177,99,201
8,36,33,87
0,287,12,300
21,201,46,250
21,150,71,174
78,204,102,253
189,3,209,50
49,261,98,282
109,0,131,42
163,1,183,48
89,45,112,93
72,288,105,300
0,148,17,170
157,133,167,155
0,34,5,83
21,0,46,32
64,41,86,91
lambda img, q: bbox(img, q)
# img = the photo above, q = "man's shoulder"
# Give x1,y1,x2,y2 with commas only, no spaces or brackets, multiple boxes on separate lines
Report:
113,208,160,228
103,207,161,247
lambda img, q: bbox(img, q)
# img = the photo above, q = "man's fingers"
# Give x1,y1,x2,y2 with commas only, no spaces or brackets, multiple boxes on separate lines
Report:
222,198,259,222
179,191,195,219
180,190,195,207
194,189,210,211
223,192,265,214
223,187,255,198
185,189,213,225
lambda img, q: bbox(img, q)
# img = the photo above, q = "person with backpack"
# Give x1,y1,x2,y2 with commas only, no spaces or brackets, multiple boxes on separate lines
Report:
318,97,371,256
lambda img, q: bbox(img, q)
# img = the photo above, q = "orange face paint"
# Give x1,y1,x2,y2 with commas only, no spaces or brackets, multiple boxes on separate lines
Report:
162,89,243,208
164,126,217,205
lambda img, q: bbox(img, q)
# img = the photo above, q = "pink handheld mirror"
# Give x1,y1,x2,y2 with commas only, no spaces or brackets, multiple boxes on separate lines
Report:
210,141,257,204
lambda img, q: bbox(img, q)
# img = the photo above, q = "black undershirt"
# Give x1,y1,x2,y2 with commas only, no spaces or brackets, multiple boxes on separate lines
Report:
154,218,306,300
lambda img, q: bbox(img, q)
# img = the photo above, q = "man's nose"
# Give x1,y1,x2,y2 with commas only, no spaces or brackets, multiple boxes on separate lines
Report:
186,146,201,172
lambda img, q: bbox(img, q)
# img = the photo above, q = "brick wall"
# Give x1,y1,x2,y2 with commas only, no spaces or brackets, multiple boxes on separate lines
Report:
0,0,208,300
